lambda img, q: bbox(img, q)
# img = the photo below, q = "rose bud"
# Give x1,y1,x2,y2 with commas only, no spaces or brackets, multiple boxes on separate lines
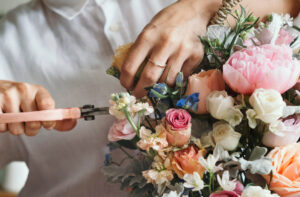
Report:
164,109,192,147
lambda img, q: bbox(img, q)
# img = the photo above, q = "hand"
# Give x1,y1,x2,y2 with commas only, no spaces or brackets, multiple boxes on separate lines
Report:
120,0,221,97
0,80,77,136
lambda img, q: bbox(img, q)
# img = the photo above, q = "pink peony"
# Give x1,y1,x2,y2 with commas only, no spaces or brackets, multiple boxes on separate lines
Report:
165,109,191,146
275,29,296,46
263,115,300,147
223,44,299,94
108,117,137,141
243,37,262,47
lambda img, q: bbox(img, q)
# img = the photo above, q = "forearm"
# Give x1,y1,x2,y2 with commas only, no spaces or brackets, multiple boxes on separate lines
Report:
190,0,299,24
240,0,299,19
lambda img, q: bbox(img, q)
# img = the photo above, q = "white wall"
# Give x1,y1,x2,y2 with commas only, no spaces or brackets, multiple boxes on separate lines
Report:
0,0,30,14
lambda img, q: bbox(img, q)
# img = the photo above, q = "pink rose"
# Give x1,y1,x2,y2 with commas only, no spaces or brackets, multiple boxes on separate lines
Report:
210,181,244,197
263,115,300,147
234,181,244,195
108,117,137,141
185,69,225,114
210,191,240,197
223,44,299,94
165,109,191,146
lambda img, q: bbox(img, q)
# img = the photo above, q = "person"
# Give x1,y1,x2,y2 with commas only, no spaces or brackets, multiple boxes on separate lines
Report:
0,0,298,197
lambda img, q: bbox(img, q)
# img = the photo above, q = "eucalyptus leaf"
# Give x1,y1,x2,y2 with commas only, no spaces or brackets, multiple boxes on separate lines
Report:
167,183,184,195
249,146,268,161
206,25,231,44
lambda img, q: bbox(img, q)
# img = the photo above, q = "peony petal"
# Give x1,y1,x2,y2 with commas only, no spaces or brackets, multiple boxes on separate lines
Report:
223,64,252,94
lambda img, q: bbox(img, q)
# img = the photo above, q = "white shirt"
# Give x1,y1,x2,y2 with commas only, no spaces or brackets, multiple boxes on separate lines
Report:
0,0,175,196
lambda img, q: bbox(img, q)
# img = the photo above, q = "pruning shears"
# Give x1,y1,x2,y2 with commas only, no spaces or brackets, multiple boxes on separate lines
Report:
0,105,109,124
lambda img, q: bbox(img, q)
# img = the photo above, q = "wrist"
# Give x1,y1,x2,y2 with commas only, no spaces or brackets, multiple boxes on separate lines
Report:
186,0,222,25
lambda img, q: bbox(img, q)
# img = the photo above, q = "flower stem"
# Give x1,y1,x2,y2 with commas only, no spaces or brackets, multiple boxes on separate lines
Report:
123,108,139,135
209,172,214,193
137,110,145,131
119,146,134,160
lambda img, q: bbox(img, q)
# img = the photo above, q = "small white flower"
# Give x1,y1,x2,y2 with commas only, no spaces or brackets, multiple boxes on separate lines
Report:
198,154,222,173
183,172,204,191
241,186,279,197
130,102,154,115
217,171,236,191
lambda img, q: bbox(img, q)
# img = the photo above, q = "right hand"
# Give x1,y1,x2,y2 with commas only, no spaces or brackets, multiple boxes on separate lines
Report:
0,80,77,136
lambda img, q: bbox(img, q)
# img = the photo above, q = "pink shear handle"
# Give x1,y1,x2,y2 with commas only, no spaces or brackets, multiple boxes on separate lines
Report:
0,108,81,124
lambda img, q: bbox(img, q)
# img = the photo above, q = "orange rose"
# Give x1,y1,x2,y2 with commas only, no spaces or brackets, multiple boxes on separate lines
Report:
171,145,206,179
185,69,225,114
263,143,300,197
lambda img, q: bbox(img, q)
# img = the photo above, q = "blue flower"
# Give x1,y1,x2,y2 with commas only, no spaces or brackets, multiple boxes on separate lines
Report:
149,83,168,98
104,153,112,166
176,72,184,87
176,93,200,112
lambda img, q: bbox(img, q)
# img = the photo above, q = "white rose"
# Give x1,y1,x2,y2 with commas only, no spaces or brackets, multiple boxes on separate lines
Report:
241,186,279,197
207,91,243,126
249,89,286,124
211,122,241,151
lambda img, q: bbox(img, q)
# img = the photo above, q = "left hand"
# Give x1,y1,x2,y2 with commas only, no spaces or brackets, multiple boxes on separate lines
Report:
120,0,222,97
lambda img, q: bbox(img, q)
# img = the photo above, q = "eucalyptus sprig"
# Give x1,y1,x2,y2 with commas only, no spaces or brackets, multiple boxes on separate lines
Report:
199,6,259,70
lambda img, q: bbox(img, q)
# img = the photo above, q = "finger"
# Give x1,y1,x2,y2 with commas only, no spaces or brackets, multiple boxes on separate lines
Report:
181,47,204,78
133,46,172,98
120,35,153,90
20,98,41,136
0,107,7,133
4,90,24,136
159,50,189,86
55,119,77,132
35,87,56,129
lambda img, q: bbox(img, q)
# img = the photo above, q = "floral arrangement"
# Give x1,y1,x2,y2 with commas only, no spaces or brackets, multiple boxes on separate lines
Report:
103,6,300,197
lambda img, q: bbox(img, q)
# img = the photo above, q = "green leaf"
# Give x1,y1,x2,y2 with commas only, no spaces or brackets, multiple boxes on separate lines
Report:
106,66,121,79
117,137,139,150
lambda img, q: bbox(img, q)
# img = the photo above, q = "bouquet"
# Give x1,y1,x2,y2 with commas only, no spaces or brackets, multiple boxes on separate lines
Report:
103,3,300,197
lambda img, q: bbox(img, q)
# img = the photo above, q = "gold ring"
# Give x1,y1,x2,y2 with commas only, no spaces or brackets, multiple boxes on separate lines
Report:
148,58,166,68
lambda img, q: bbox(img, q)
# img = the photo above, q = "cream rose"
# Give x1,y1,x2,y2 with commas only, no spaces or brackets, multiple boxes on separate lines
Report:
241,186,279,197
206,91,243,126
249,89,286,124
202,122,241,151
